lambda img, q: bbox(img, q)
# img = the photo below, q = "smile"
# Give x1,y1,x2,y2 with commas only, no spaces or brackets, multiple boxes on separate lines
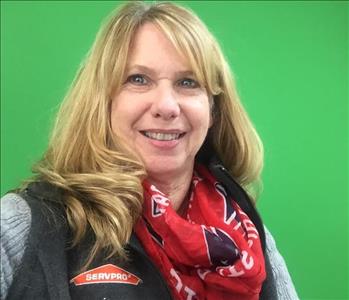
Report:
140,131,185,141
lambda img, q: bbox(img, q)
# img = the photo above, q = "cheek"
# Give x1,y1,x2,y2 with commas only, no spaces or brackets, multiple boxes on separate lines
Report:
110,100,122,134
110,92,149,136
110,95,132,136
188,98,212,130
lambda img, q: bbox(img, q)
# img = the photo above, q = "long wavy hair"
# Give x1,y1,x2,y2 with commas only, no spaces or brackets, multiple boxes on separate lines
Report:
34,1,263,267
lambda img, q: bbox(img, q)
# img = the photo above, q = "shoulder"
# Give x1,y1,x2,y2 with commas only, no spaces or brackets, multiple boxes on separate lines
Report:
262,226,299,300
1,192,31,226
1,193,31,267
1,193,31,299
2,185,70,299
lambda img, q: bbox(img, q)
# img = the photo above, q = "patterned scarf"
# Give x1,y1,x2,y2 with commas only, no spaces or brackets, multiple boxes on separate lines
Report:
135,165,266,300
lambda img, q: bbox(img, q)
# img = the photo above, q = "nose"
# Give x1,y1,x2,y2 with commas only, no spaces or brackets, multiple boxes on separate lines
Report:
150,83,180,120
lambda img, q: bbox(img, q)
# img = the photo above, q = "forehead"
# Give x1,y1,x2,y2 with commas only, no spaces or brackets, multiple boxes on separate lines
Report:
126,23,191,75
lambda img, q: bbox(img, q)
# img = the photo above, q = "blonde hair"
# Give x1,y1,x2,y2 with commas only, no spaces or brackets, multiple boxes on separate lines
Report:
34,1,263,267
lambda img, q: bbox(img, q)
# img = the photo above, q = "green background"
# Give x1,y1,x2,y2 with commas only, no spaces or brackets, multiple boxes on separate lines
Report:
1,1,348,299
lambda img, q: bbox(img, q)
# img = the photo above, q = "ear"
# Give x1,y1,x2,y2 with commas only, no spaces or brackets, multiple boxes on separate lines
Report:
209,96,215,128
209,113,213,128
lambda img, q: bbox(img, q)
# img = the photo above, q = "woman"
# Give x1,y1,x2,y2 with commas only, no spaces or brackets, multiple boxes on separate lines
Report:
1,1,298,299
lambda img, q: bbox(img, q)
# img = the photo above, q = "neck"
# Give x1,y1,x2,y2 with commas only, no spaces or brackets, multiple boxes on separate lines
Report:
147,168,193,212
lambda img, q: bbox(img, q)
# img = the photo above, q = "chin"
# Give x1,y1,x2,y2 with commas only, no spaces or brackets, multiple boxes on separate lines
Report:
143,156,192,179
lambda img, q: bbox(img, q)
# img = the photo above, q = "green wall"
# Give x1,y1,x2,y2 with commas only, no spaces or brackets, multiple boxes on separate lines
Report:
1,1,348,299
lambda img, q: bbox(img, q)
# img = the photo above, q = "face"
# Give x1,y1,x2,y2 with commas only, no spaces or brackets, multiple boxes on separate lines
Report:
111,23,211,180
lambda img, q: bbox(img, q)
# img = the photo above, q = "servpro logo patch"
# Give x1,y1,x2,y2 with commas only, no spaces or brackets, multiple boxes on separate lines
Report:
70,264,142,286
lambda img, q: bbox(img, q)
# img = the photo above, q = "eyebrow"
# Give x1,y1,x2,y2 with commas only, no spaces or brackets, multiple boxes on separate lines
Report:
126,64,195,77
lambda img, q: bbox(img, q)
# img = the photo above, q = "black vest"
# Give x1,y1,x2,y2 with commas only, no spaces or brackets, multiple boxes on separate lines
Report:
7,160,267,300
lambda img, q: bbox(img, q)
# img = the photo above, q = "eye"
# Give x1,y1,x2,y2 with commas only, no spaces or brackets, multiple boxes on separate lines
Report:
126,74,149,85
178,78,199,88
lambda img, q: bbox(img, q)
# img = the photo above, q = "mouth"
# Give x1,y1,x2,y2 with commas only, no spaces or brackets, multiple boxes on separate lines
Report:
140,131,186,141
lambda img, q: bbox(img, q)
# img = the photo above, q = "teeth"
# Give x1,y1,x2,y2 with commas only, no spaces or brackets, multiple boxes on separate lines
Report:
144,132,181,141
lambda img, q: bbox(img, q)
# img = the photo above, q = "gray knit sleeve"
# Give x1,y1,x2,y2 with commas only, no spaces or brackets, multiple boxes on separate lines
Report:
263,226,299,300
1,193,31,300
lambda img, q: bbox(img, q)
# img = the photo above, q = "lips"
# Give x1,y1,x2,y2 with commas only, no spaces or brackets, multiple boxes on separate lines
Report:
140,131,186,141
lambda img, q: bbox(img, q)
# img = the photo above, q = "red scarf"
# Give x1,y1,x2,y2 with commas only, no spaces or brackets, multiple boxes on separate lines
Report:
135,165,266,300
